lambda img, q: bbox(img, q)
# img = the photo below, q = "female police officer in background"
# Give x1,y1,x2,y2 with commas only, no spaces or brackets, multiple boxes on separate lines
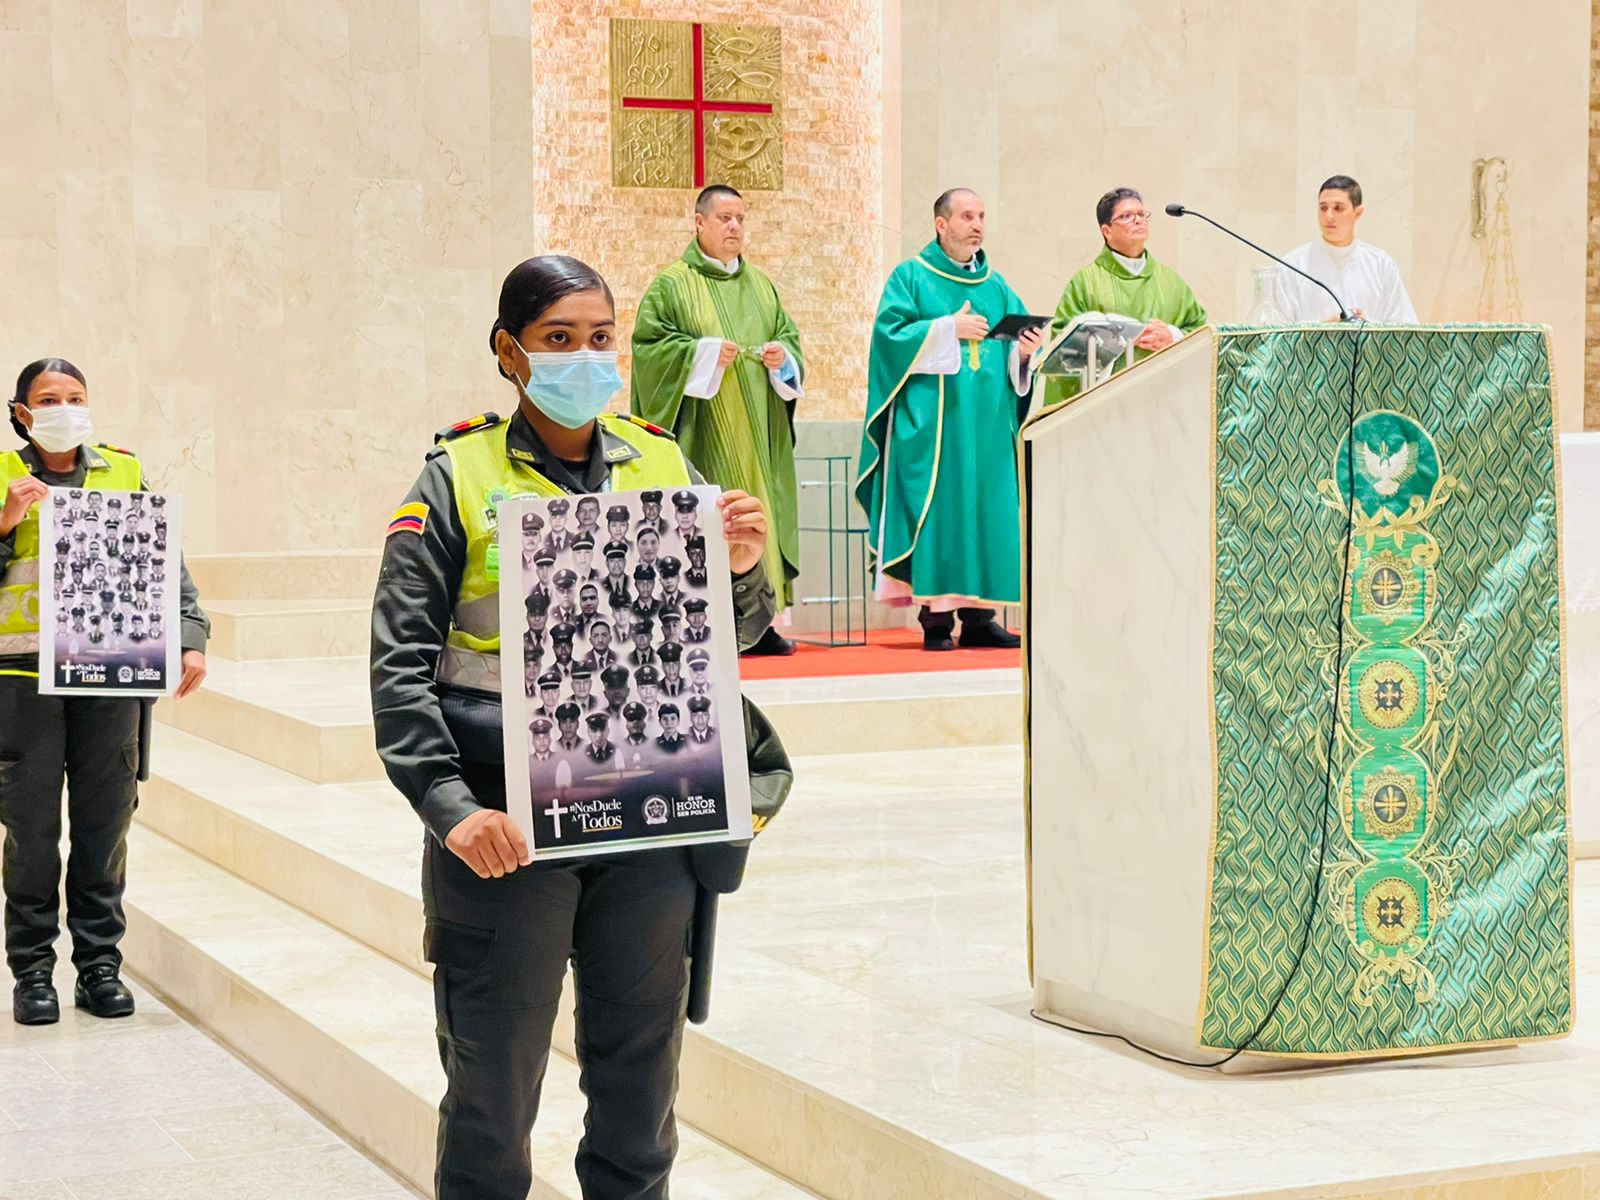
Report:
1,358,210,1026
371,256,779,1200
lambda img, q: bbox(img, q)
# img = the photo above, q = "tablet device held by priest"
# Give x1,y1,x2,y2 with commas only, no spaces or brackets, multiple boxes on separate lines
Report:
986,313,1052,341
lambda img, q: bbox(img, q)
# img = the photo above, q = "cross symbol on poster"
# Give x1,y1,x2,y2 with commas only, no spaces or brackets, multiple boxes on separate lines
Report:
548,796,569,839
618,23,775,188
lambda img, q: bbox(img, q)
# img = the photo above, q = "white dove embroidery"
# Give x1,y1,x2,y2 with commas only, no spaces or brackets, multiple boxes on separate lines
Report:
1358,441,1414,497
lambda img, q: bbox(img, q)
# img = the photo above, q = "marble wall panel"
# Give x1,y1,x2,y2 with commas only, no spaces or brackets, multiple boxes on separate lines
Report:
0,0,876,555
898,0,1591,433
203,1,281,193
128,35,208,252
0,1,538,554
0,0,50,32
0,34,58,240
0,0,882,557
126,0,203,40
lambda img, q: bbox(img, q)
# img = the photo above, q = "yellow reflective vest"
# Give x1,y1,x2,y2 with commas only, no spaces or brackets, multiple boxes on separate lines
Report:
436,415,691,693
0,445,142,674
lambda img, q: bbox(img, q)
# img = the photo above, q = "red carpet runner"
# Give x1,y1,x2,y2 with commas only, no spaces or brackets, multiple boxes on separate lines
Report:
737,628,1021,680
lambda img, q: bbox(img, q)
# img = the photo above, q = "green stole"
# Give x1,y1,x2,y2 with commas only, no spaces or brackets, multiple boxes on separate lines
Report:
630,241,804,607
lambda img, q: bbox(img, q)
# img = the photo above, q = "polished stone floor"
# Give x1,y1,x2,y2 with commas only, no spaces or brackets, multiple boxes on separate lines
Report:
0,969,416,1199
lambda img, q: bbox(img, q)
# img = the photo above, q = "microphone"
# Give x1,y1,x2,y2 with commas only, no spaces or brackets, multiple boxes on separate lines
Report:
1165,203,1355,322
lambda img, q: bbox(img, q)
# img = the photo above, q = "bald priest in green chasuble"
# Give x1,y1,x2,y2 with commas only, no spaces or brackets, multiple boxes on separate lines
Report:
1046,186,1208,404
632,185,804,656
856,188,1047,652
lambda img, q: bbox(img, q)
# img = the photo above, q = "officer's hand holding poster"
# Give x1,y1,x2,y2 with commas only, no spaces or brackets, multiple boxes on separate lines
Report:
497,486,754,860
37,487,182,696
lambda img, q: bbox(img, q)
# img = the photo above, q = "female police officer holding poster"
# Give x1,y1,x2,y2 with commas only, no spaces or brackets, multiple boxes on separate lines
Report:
370,255,788,1200
1,357,210,1027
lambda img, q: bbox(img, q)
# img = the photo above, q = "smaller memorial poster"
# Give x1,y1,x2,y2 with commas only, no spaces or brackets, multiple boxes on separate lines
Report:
498,485,753,860
37,487,182,696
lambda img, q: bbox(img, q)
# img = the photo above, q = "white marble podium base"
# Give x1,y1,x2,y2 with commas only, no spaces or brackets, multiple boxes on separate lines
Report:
1562,433,1599,857
1023,334,1221,1065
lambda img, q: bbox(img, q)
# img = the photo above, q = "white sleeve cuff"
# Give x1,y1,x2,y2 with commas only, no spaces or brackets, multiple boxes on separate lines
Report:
1166,324,1185,344
768,346,803,401
910,316,961,375
684,337,727,399
1008,342,1034,396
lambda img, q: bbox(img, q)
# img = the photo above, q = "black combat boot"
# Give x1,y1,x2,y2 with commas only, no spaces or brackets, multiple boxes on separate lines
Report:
13,969,59,1026
74,964,135,1018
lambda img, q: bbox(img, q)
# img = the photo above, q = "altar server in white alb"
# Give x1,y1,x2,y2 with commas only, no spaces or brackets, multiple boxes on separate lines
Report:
1275,175,1418,323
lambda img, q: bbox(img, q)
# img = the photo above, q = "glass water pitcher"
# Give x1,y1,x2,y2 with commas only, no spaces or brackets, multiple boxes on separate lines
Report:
1246,266,1287,325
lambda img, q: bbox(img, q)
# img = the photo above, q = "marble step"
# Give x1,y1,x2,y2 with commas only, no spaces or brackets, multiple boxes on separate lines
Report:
135,726,1600,1200
120,825,817,1200
136,729,1054,1200
156,656,1023,784
184,551,381,603
204,598,372,661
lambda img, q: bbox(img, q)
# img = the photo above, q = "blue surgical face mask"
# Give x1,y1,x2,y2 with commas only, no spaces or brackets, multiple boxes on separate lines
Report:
517,343,622,429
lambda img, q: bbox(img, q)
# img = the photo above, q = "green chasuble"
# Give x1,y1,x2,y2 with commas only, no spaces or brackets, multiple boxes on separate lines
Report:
856,241,1031,606
1045,247,1208,403
631,241,804,606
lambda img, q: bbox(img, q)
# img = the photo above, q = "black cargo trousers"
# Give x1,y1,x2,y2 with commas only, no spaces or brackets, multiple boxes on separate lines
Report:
426,756,698,1200
0,677,141,977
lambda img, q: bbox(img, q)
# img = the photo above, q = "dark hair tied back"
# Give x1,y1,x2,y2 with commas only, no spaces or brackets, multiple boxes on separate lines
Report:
490,256,613,381
11,357,86,443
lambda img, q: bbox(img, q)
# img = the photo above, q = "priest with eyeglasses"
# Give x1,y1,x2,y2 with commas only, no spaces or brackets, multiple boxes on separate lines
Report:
1047,186,1208,403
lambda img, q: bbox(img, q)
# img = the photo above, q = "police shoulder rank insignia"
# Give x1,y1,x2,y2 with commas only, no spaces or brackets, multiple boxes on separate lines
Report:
619,414,676,441
387,502,428,538
434,412,502,443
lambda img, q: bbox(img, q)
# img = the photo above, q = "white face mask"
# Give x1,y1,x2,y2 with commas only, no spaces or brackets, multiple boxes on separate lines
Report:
22,405,94,454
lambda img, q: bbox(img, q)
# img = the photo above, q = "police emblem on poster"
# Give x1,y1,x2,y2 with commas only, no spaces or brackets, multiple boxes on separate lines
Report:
498,485,753,860
36,488,182,696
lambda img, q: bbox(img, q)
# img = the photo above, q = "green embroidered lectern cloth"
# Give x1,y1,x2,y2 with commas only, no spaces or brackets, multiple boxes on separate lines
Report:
1198,325,1571,1057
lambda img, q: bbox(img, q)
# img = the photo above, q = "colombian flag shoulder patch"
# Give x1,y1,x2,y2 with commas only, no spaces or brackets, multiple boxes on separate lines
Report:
386,502,429,538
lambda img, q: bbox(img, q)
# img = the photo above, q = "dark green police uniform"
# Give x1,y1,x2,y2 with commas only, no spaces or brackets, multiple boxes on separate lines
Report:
370,409,776,1200
0,444,209,983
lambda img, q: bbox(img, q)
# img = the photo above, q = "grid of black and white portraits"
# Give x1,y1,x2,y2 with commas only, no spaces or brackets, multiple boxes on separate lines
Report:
516,488,723,777
40,488,177,693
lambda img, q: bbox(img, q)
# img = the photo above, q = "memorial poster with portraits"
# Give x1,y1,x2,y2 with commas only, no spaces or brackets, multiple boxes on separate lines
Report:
497,485,753,860
37,487,181,696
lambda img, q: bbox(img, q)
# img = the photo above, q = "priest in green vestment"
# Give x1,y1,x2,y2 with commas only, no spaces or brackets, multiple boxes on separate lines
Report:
856,188,1047,652
1046,187,1208,403
632,185,805,656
